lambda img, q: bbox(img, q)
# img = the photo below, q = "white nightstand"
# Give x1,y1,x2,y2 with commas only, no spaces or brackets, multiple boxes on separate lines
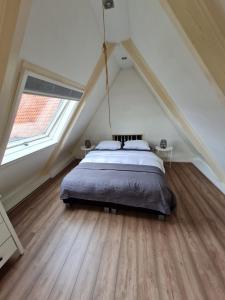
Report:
81,145,95,157
155,146,173,167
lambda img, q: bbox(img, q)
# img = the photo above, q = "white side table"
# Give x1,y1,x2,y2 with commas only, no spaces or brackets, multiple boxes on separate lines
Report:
155,146,173,167
81,145,95,157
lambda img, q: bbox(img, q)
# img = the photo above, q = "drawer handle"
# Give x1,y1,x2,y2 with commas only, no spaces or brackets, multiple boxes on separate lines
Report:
0,257,3,262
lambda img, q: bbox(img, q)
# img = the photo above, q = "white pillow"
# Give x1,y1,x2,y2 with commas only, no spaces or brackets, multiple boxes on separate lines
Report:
95,140,121,150
123,140,150,150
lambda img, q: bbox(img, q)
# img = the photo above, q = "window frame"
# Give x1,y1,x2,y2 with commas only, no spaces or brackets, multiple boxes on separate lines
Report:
2,66,83,165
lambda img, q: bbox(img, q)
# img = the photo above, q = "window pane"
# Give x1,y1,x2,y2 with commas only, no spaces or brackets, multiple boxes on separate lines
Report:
9,93,65,143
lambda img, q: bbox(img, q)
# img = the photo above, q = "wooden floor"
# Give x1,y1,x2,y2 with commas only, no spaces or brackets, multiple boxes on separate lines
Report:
0,162,225,300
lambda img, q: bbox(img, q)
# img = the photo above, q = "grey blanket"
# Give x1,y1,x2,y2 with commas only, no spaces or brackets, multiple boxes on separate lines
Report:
60,163,175,215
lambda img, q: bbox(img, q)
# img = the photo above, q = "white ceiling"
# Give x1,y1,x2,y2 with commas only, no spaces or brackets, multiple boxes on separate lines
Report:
113,44,133,69
89,0,132,69
89,0,130,43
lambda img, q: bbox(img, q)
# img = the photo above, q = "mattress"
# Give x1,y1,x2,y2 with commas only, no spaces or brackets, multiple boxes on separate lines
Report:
60,150,175,215
81,150,165,172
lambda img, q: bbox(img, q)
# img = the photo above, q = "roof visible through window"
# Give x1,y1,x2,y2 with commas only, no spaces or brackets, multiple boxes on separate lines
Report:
8,93,67,144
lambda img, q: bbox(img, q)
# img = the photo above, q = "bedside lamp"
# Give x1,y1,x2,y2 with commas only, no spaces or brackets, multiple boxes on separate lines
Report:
160,139,167,149
84,140,91,148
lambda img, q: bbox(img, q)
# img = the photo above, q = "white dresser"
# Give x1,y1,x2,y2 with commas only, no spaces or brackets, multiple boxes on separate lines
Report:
0,197,24,269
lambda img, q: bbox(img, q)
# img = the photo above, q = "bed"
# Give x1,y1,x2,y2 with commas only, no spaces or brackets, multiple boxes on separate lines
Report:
60,135,176,217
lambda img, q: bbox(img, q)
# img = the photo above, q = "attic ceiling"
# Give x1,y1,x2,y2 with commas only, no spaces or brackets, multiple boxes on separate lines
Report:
113,44,133,69
163,0,225,99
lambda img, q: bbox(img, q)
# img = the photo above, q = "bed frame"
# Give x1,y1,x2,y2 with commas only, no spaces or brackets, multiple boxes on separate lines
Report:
65,198,166,220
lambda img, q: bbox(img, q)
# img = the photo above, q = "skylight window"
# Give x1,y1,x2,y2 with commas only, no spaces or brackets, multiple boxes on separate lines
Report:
2,69,83,165
8,94,67,144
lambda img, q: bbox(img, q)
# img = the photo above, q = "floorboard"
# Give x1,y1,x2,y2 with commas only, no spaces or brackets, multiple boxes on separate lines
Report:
0,162,225,300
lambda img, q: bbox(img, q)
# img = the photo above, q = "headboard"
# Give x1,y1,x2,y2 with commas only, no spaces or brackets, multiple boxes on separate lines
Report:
112,134,142,146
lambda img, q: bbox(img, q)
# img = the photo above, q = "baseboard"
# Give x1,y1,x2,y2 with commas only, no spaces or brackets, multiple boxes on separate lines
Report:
48,154,75,178
192,157,225,195
171,155,194,163
1,154,75,212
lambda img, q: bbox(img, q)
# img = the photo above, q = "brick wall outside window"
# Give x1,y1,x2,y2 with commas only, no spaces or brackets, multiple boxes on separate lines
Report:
9,94,63,142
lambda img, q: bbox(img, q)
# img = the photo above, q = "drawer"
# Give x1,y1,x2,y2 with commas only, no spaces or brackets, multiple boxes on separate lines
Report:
0,222,11,246
0,237,17,269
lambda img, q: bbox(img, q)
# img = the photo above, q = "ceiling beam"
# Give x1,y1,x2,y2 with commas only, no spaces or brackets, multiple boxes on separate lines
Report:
0,0,23,88
122,39,225,182
0,0,32,163
43,43,116,175
159,0,225,102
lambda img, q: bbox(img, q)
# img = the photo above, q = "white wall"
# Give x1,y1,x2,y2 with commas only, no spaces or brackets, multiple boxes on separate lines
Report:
0,147,52,194
0,144,76,211
193,157,225,194
129,0,225,173
75,68,196,160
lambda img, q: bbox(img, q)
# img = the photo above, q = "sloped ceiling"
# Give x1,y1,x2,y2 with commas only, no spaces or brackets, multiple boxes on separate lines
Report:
59,56,119,157
89,0,129,43
0,0,32,161
161,0,225,98
20,0,103,85
127,0,225,178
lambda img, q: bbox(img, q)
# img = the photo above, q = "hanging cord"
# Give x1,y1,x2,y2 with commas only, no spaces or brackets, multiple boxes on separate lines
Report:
102,3,112,129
